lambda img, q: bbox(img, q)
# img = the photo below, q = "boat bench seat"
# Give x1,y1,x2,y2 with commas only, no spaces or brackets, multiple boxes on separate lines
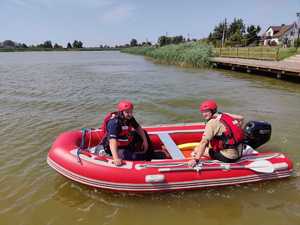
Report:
156,133,185,160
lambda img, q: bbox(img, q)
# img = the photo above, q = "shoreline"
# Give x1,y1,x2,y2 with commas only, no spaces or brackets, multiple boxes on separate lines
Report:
2,45,299,82
0,47,121,53
211,57,300,82
122,45,300,83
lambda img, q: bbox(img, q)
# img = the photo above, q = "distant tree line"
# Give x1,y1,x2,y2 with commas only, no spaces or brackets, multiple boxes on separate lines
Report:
0,40,29,48
122,18,261,49
112,39,152,49
0,40,84,49
129,38,152,47
124,35,198,48
157,35,197,46
208,18,261,47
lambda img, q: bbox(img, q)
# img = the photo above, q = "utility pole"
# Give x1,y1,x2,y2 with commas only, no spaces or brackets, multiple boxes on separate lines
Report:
221,18,227,48
297,12,300,50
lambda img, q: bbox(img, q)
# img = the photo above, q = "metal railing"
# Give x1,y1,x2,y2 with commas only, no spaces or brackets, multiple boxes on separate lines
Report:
213,47,280,61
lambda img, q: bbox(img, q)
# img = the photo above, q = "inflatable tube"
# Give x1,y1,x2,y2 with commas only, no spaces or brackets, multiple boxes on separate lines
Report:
47,122,293,193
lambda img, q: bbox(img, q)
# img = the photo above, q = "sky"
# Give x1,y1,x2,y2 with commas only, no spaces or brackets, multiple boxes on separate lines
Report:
1,0,300,47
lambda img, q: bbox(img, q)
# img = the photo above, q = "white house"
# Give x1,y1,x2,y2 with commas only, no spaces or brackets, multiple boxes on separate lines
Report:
262,23,298,46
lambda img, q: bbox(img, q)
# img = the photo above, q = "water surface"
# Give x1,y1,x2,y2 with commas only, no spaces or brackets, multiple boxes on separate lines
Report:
0,51,300,225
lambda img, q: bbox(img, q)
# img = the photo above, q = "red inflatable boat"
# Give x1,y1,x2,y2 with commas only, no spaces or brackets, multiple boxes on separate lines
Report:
47,122,293,192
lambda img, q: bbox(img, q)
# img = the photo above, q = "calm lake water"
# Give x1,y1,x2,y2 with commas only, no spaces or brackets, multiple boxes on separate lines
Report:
0,51,300,225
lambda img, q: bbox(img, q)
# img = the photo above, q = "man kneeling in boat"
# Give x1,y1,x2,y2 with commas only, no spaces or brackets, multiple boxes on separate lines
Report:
188,99,244,167
101,100,152,166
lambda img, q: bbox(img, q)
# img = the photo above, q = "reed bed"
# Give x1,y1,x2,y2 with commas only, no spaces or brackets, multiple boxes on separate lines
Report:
121,42,213,67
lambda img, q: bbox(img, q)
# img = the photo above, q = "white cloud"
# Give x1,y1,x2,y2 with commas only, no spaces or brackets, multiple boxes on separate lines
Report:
100,4,135,24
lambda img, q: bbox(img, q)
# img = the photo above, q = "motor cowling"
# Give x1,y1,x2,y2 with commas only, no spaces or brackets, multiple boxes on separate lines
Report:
243,121,272,148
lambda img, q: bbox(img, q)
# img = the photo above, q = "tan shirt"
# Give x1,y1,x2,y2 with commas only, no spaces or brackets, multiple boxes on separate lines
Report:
202,114,226,142
202,114,239,159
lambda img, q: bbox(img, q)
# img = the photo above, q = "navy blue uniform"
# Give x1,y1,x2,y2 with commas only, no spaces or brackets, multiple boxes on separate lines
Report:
106,116,139,141
101,112,153,161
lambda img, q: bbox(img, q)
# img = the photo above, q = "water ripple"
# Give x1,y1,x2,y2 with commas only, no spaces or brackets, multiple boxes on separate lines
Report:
1,51,300,225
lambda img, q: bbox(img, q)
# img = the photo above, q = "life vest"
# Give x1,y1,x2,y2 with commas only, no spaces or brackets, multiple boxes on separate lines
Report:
209,113,244,151
100,112,134,148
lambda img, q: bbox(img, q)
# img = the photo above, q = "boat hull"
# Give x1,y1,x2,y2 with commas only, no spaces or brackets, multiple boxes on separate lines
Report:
47,123,293,192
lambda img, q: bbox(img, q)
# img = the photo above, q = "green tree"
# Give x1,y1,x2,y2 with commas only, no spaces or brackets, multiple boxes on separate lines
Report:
208,18,248,47
54,43,63,48
72,40,83,48
43,40,53,48
208,21,228,47
227,18,245,46
228,18,245,37
172,35,184,44
67,42,72,48
3,40,16,48
244,25,261,46
157,35,185,46
158,36,171,46
72,40,78,48
130,38,138,47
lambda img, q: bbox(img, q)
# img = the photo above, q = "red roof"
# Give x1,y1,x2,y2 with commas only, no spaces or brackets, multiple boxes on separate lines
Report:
263,23,296,38
273,24,295,37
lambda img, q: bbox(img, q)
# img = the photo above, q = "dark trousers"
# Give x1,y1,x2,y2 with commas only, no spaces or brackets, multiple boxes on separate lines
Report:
208,149,240,163
103,130,154,161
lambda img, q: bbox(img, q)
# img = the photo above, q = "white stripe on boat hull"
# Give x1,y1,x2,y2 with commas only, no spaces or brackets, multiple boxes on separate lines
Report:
47,157,292,192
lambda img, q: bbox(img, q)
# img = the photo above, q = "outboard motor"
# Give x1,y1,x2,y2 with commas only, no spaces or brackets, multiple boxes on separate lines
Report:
243,121,272,148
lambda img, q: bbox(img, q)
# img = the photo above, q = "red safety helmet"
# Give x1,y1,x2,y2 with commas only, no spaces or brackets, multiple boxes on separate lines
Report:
199,99,217,112
118,100,134,111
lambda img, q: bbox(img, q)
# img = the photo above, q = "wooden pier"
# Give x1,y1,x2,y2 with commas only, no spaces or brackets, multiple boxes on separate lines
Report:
211,55,300,80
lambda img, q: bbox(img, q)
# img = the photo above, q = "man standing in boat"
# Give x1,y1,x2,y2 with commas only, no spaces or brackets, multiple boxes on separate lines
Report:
189,99,244,167
101,100,151,166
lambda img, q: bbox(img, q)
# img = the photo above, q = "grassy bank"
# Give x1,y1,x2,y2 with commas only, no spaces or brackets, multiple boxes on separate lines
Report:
212,47,300,61
121,42,213,67
277,47,300,60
